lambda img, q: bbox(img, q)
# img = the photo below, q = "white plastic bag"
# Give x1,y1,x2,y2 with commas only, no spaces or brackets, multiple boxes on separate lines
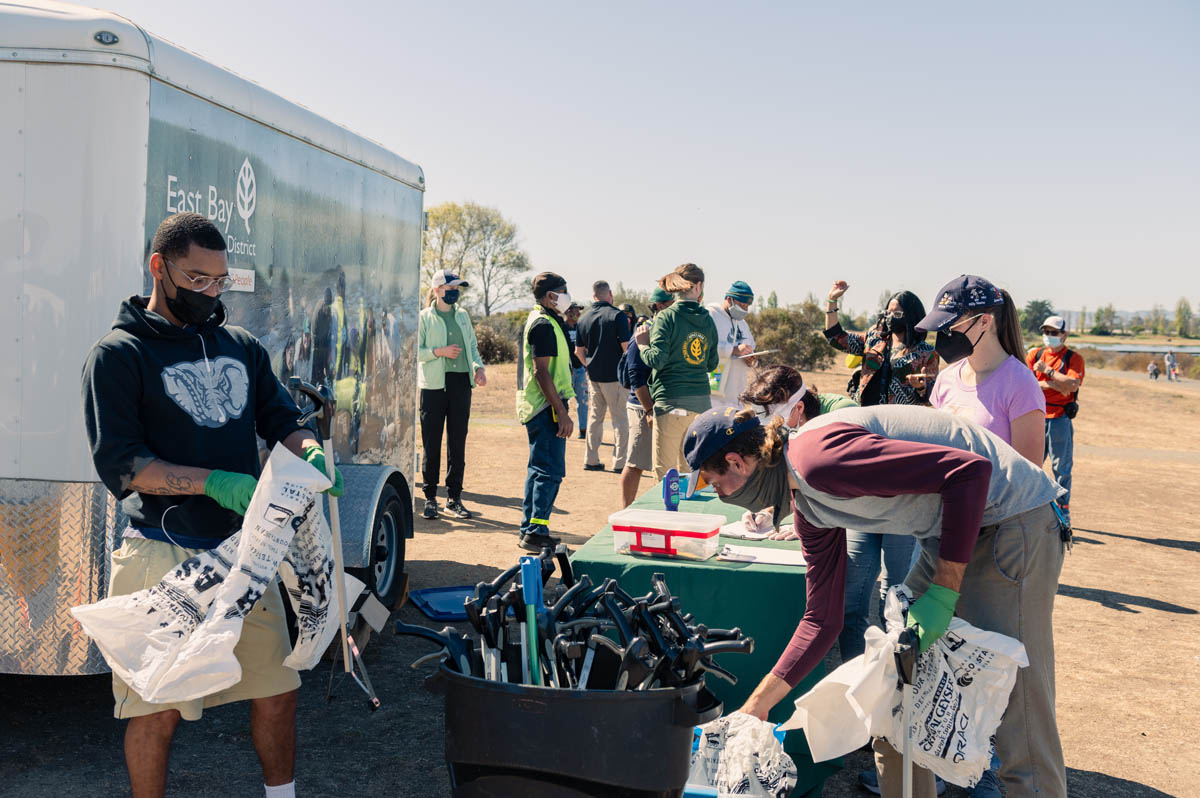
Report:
780,586,1029,787
688,714,797,797
72,445,347,702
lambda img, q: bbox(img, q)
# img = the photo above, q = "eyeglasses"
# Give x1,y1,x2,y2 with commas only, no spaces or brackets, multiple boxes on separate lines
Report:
165,259,235,293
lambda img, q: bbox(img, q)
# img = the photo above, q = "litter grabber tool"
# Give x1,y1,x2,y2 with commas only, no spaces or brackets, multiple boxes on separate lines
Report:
894,626,920,798
394,621,477,676
289,377,379,711
519,556,545,686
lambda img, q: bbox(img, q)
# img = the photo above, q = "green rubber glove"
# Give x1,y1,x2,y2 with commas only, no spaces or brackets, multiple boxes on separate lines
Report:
203,470,258,515
303,444,345,497
906,584,960,653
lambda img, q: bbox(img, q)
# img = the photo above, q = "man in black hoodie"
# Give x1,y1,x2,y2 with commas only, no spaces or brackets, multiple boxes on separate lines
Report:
81,213,342,798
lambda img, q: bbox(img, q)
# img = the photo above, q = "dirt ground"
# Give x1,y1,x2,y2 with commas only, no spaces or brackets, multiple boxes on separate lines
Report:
2,360,1196,796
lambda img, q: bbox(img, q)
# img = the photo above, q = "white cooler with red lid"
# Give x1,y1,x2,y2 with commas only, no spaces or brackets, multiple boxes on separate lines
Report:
609,508,725,561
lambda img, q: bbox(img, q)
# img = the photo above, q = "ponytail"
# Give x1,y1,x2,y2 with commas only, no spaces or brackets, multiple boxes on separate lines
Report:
658,263,705,295
991,289,1025,358
426,284,439,307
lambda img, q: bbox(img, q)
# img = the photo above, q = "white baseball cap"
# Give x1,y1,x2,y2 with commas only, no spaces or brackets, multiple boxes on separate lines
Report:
1041,315,1066,332
432,269,469,288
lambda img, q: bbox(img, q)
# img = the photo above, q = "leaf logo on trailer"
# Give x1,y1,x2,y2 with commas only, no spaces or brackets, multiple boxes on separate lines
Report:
165,157,259,257
236,158,256,234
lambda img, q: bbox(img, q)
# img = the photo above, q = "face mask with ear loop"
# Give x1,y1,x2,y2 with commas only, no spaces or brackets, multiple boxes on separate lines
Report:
551,290,572,315
758,385,808,433
935,314,987,365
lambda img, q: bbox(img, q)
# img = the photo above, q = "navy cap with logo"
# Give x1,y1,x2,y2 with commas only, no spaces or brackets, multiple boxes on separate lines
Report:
683,407,762,471
916,275,1005,333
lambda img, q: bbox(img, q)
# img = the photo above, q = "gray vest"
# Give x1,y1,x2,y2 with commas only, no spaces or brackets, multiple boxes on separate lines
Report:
787,405,1063,539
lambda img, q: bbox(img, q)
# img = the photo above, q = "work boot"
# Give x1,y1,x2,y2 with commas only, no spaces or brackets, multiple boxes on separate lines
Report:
518,531,561,552
422,499,439,519
446,497,473,519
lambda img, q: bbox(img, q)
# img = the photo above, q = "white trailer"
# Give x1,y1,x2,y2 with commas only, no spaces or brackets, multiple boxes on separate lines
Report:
1,0,424,675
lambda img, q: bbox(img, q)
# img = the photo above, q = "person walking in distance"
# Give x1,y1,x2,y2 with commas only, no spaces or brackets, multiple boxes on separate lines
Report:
417,270,486,520
1164,350,1178,381
81,213,343,798
565,302,589,439
618,287,674,507
576,281,632,472
634,263,719,479
708,281,757,411
1026,315,1084,526
516,273,577,551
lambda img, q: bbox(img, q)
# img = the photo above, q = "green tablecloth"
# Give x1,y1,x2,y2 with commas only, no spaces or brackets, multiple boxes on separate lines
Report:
569,487,840,797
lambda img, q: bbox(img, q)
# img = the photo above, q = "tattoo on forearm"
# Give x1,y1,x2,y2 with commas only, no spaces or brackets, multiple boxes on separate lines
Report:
132,483,179,495
165,472,197,494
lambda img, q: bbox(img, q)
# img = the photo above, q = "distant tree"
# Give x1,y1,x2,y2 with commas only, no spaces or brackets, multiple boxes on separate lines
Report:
746,298,833,371
1129,313,1146,336
422,201,531,317
465,203,531,317
421,202,483,287
1090,303,1118,336
1175,298,1193,338
767,290,779,309
756,296,765,313
612,282,654,317
838,311,857,330
1022,299,1056,335
1149,305,1167,335
1079,306,1087,334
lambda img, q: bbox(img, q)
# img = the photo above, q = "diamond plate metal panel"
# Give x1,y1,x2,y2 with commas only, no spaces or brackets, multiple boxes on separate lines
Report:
0,479,125,675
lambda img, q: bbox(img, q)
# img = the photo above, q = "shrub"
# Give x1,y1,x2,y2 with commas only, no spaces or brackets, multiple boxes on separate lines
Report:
746,300,834,372
475,322,518,364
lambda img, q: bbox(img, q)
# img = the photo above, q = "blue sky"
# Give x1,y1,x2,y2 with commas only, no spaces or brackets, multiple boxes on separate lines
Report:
101,0,1199,315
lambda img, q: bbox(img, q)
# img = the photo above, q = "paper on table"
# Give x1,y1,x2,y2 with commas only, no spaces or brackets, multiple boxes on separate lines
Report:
717,544,808,567
734,349,778,359
719,521,771,541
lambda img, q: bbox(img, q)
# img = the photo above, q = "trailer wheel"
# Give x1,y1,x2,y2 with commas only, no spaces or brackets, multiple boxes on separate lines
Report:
348,483,407,608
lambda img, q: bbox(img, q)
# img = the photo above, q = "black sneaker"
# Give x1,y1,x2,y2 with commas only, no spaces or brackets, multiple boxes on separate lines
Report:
583,463,605,472
518,531,561,552
422,499,439,519
446,498,473,519
577,429,586,439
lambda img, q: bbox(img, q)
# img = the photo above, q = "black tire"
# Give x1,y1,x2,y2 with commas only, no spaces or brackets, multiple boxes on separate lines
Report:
348,483,408,609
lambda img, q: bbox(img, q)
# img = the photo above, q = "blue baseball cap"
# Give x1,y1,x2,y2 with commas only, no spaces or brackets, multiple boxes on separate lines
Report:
726,281,754,303
683,407,762,471
916,275,1004,332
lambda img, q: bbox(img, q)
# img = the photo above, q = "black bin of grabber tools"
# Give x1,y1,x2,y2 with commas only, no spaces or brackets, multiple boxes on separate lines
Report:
425,663,722,797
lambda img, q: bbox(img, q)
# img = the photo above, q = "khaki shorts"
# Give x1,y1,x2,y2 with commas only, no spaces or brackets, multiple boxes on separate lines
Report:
652,408,700,479
625,405,653,472
108,537,301,721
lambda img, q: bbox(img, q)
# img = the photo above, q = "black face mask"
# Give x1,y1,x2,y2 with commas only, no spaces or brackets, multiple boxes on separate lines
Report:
442,289,460,305
163,268,222,326
935,315,985,364
723,459,791,527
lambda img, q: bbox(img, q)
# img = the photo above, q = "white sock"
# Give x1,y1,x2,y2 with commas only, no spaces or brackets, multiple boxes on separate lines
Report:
264,781,295,798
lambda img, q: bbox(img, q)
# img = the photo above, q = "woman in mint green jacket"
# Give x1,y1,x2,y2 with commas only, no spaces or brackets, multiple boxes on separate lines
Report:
417,270,486,520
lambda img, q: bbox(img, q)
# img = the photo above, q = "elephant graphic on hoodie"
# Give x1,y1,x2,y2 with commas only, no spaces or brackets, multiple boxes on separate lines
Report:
161,356,251,428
